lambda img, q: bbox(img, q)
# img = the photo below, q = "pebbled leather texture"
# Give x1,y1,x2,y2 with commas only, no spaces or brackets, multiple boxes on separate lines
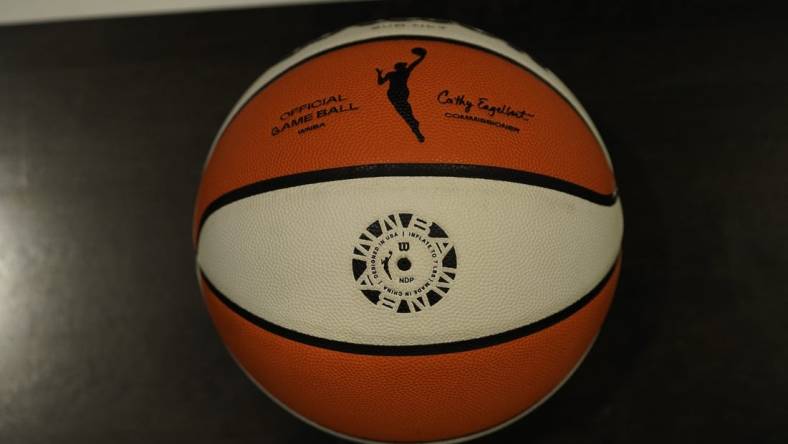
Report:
195,19,623,443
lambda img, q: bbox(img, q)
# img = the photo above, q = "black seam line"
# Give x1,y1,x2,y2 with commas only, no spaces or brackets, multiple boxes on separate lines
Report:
197,163,618,240
200,255,619,356
214,34,597,152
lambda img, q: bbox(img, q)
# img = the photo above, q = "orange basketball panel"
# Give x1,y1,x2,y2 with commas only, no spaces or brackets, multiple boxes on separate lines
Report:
200,258,620,443
193,38,615,243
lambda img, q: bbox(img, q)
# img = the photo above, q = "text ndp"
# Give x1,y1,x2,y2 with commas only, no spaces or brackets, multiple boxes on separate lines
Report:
271,95,358,136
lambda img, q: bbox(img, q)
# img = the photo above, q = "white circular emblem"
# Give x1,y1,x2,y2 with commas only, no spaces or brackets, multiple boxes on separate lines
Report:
352,213,457,313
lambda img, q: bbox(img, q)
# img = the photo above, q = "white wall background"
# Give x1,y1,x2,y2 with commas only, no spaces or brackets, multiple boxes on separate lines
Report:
0,0,365,25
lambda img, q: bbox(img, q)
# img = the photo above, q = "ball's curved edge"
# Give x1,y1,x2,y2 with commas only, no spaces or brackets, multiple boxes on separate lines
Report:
228,334,599,444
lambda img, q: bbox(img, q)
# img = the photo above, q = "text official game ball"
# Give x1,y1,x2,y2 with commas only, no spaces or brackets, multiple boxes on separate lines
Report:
194,19,623,443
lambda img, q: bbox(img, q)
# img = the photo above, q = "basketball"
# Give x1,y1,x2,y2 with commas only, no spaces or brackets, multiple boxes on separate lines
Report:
194,18,623,444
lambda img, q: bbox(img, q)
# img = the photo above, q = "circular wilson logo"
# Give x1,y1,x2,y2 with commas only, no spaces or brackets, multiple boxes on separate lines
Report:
352,213,457,313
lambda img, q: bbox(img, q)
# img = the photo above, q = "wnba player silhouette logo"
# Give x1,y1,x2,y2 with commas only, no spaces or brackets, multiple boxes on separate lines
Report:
375,47,427,142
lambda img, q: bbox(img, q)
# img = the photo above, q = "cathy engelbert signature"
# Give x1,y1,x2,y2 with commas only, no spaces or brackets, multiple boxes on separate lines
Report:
436,89,534,120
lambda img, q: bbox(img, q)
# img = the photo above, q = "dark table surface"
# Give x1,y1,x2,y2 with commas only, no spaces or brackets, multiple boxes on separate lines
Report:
0,1,785,443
